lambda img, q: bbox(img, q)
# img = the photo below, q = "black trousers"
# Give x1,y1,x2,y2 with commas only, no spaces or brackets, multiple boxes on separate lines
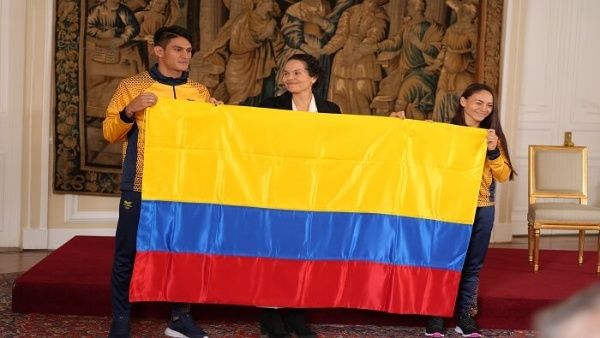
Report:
110,191,191,318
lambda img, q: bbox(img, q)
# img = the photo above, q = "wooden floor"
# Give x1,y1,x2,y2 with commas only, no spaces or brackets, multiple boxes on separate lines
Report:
0,235,597,274
0,249,51,274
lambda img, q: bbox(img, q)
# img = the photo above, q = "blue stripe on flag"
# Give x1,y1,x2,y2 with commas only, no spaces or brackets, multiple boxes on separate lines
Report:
137,200,472,271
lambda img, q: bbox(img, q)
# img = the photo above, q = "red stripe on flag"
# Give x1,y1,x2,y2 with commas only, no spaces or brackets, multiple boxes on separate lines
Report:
130,251,460,316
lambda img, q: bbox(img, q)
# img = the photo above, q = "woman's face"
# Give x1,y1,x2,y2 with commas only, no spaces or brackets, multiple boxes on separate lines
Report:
282,59,317,95
460,89,493,127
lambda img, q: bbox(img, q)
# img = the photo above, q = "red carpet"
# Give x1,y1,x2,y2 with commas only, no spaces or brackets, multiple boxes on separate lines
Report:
11,236,600,329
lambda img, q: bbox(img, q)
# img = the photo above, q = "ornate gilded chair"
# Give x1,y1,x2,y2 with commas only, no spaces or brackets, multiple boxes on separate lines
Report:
527,145,600,272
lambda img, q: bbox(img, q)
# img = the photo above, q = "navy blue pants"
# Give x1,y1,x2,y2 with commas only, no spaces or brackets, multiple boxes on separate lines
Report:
455,206,495,316
111,190,141,317
110,190,189,318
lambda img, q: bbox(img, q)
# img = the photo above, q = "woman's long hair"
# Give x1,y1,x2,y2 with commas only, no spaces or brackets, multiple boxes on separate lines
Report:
451,83,516,180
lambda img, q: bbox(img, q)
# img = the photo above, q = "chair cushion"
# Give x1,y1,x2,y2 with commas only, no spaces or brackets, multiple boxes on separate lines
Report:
528,203,600,223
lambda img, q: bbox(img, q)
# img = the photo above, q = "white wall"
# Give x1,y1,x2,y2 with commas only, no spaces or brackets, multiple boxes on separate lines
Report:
5,0,600,249
0,0,26,247
16,0,119,250
505,0,600,236
20,0,54,249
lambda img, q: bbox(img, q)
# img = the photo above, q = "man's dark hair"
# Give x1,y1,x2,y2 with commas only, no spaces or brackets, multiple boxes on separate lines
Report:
153,25,193,49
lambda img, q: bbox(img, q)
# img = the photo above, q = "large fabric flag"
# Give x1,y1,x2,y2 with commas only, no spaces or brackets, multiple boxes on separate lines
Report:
130,99,487,316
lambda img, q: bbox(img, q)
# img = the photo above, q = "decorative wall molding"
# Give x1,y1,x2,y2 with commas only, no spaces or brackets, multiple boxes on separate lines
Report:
569,2,600,125
0,0,26,247
0,154,5,234
494,0,525,242
1,1,9,239
0,1,9,117
22,229,48,249
64,195,119,224
514,128,555,156
504,0,600,240
516,105,550,122
510,221,528,236
23,0,54,234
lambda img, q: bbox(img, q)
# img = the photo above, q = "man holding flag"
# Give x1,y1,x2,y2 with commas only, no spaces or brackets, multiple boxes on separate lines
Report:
103,25,217,338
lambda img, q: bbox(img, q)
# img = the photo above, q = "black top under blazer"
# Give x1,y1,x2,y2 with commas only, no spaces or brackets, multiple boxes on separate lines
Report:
260,91,341,114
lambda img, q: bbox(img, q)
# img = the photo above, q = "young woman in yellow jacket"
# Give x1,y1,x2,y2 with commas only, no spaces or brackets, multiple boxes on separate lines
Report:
426,83,515,338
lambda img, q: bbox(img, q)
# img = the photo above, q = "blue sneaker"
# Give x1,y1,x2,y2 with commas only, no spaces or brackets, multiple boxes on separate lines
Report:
108,315,130,338
164,313,209,338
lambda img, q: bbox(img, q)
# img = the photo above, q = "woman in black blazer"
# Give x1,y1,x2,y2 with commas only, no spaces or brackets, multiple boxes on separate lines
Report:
258,54,339,338
261,54,341,114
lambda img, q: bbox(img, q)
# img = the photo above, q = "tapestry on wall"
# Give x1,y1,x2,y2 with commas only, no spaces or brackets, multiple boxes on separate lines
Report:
53,0,503,196
54,0,198,195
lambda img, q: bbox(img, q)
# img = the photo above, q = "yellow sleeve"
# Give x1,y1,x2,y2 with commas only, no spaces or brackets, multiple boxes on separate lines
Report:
190,81,211,102
102,80,135,144
488,145,512,183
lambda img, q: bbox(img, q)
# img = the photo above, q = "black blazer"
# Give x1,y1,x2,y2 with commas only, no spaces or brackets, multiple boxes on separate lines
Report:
260,91,341,114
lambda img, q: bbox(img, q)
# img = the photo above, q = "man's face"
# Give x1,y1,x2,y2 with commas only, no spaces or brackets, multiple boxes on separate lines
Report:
154,36,192,76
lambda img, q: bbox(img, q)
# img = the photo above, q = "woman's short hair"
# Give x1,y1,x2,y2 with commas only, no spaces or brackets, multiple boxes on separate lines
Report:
287,53,322,79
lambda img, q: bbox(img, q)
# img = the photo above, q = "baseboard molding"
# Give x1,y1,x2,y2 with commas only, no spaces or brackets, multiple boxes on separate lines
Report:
22,229,48,249
22,228,115,249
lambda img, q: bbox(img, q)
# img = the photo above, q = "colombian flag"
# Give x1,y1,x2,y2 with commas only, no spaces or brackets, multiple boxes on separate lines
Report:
129,100,487,316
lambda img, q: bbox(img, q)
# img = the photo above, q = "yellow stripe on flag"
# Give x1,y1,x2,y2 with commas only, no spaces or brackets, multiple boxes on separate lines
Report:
142,99,486,225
